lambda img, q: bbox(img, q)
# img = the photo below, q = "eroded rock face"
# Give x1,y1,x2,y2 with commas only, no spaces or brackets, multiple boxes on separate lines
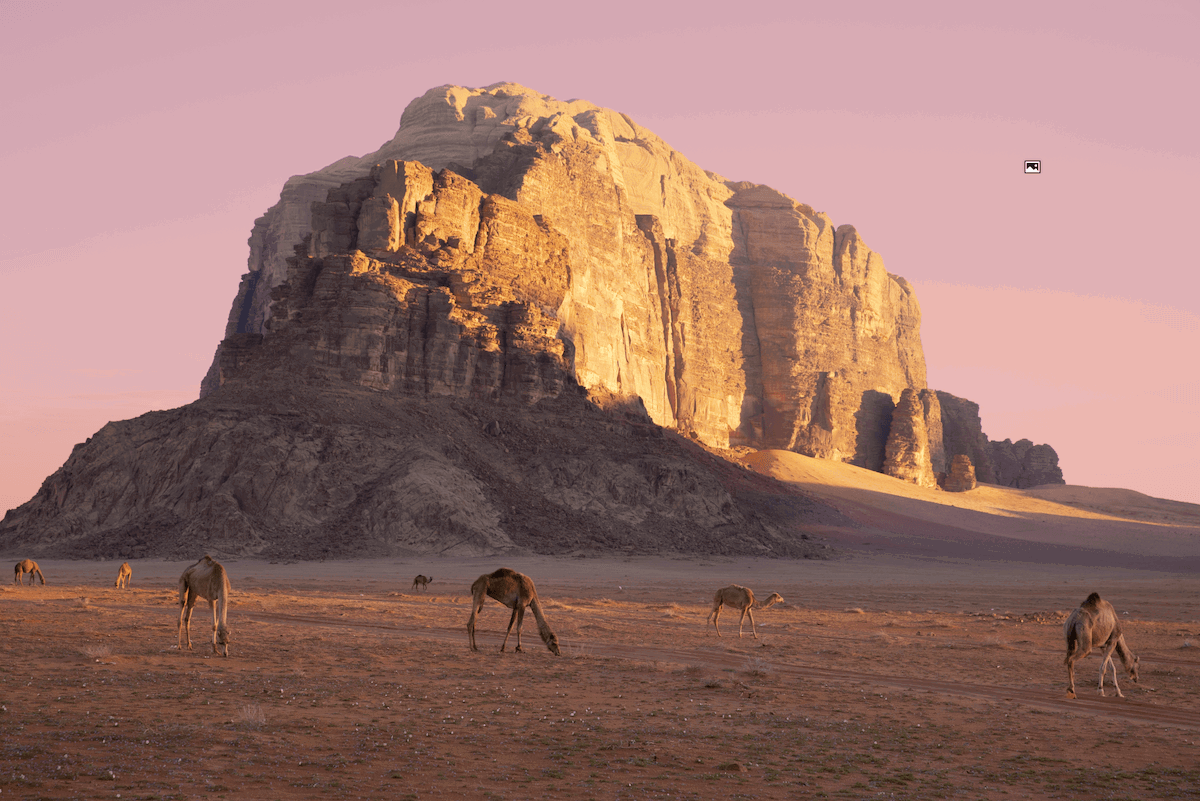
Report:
942,454,977,492
205,82,933,472
936,391,998,484
991,439,1065,488
883,388,938,487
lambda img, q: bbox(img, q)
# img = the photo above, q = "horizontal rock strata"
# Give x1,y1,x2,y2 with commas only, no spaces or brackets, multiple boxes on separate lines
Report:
207,82,932,475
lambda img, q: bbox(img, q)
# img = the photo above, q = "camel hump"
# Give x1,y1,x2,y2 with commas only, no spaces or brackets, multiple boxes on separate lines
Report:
1083,592,1102,606
489,567,519,580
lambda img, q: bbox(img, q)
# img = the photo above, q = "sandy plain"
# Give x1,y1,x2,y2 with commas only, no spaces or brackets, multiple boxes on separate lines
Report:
3,453,1200,800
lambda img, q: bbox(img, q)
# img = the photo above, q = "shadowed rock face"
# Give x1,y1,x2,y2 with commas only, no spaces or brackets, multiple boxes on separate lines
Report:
936,391,999,484
991,439,1065,488
205,82,931,471
0,381,846,559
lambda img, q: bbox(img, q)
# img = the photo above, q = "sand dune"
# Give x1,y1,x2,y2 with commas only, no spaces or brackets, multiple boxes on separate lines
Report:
742,450,1200,569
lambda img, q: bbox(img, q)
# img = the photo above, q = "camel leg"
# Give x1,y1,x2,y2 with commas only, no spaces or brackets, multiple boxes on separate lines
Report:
179,597,196,650
500,605,520,652
737,608,748,638
747,607,758,639
1099,643,1123,697
710,604,723,637
209,599,220,655
514,607,526,653
467,600,483,651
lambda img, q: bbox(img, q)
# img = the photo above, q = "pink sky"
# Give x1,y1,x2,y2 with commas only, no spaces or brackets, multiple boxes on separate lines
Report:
2,0,1198,511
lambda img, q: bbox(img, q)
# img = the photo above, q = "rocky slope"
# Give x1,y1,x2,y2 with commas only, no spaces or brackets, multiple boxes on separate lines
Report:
0,378,844,559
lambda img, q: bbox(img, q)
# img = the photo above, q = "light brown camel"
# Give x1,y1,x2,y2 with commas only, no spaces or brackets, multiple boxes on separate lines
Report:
467,568,560,655
1064,591,1139,698
177,555,231,657
412,574,432,591
707,585,784,639
115,562,132,589
13,559,46,585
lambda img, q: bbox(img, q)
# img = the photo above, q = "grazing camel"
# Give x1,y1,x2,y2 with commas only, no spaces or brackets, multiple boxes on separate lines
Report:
1064,592,1139,698
412,574,432,591
467,568,560,655
13,559,46,585
707,585,784,639
177,556,232,657
115,562,132,589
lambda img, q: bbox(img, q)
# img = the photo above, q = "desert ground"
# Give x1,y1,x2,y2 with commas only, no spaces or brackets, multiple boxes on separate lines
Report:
3,455,1199,800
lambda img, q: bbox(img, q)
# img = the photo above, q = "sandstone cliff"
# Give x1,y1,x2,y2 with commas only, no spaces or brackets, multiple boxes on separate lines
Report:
3,83,1071,559
205,82,932,474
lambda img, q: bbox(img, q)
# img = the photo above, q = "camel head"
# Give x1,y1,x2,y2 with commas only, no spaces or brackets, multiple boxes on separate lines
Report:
216,624,232,657
543,630,561,656
1129,655,1140,683
762,593,785,609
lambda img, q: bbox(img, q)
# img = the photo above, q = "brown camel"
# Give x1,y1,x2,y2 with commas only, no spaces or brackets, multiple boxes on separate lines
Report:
13,559,46,585
115,562,132,589
412,574,432,591
177,556,232,657
707,585,784,639
467,568,560,655
1064,592,1139,698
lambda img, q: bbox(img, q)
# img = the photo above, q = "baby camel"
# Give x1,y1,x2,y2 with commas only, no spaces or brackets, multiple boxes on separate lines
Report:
412,574,432,592
707,585,784,639
178,556,232,657
1064,592,1139,698
14,559,46,585
115,562,132,589
467,568,560,655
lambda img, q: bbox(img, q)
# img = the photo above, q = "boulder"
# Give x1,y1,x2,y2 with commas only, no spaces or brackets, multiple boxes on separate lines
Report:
942,454,977,492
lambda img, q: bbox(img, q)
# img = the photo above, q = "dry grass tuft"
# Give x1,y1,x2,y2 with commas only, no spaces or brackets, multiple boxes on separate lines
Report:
75,597,90,608
81,644,111,660
239,703,267,728
845,607,865,614
743,656,772,678
565,642,592,659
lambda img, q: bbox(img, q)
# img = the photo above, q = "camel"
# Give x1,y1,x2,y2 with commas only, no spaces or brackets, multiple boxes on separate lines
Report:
177,556,231,657
707,585,784,639
13,559,46,585
412,574,432,591
1064,592,1139,698
467,568,560,655
115,562,132,589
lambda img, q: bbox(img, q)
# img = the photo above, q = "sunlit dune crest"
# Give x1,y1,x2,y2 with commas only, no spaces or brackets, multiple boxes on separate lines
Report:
743,449,1200,561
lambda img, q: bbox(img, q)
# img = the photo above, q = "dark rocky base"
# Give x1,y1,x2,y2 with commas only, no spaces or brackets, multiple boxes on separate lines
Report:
1,375,846,561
